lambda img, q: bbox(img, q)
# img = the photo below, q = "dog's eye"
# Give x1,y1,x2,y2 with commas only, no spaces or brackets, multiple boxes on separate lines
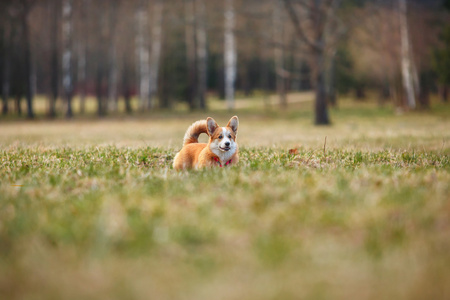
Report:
219,135,223,139
228,135,232,138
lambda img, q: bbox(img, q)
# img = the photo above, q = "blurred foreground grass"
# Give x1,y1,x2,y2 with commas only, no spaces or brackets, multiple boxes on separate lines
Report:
1,98,450,299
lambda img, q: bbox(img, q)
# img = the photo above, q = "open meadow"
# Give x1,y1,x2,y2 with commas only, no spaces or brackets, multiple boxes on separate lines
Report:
1,97,450,299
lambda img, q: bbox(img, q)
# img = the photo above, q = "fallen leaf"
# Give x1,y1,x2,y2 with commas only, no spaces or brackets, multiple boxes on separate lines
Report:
289,148,299,155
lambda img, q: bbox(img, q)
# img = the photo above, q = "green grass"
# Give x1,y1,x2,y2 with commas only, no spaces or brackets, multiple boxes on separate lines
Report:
1,99,450,299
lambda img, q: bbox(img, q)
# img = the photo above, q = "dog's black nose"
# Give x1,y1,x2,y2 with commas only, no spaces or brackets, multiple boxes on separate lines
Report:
225,142,230,146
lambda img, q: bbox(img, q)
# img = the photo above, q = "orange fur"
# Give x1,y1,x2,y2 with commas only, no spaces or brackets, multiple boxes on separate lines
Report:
173,116,239,170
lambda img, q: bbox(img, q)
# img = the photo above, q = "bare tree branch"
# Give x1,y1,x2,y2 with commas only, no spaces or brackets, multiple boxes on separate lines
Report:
282,0,322,52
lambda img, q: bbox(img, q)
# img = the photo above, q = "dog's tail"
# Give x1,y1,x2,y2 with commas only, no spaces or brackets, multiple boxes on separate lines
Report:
183,120,208,146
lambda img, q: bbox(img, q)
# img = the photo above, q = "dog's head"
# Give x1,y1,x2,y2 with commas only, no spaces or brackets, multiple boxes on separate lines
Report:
206,116,239,154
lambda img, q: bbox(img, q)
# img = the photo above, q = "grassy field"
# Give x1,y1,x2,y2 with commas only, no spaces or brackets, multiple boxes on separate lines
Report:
1,97,450,299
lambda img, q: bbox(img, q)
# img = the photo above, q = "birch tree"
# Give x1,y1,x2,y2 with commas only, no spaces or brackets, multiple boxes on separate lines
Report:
398,0,416,109
62,0,73,118
149,0,164,109
136,0,150,111
224,0,236,111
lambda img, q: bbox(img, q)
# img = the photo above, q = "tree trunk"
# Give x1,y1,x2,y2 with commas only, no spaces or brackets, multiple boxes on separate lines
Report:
418,72,430,109
218,60,225,99
15,95,22,116
418,85,429,109
77,0,90,115
313,0,329,125
95,3,109,116
149,0,164,110
195,0,207,110
136,0,150,111
378,79,390,107
49,0,59,118
124,89,132,114
185,0,207,110
22,4,34,119
96,65,104,116
241,61,251,96
439,85,448,103
62,0,74,118
355,84,366,100
77,41,87,114
224,0,236,110
273,0,287,108
107,44,118,113
399,0,416,109
185,0,197,110
261,57,270,108
282,0,336,125
122,54,132,114
314,51,330,125
2,22,11,115
327,51,337,107
107,1,119,112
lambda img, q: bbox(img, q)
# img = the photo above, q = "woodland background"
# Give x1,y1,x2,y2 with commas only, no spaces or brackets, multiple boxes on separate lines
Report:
0,0,449,124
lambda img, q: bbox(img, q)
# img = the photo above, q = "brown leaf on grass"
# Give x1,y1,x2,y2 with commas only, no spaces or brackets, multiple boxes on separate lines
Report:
289,148,299,155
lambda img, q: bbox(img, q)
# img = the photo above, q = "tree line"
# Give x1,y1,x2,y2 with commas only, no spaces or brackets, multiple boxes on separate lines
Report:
0,0,449,124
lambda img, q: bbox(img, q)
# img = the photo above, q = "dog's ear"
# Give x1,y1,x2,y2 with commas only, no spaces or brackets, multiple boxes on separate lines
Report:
206,117,219,136
227,116,239,134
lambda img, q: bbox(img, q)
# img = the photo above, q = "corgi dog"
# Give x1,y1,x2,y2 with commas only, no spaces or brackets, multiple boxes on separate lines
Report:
173,116,239,170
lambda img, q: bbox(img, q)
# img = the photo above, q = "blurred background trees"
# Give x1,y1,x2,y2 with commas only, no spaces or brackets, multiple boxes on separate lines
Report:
0,0,448,122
